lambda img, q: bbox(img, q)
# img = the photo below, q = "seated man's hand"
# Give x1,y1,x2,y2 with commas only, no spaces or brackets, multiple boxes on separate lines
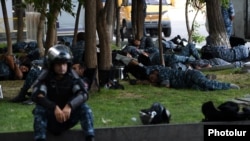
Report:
62,104,72,121
54,105,65,123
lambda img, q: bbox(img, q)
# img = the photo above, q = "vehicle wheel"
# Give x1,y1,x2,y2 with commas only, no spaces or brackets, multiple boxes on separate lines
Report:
163,28,171,37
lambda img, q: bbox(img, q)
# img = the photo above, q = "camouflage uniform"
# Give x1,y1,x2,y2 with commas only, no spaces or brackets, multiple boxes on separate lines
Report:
146,41,197,70
33,104,94,140
221,1,235,37
139,37,155,49
31,44,94,141
201,45,249,62
145,65,231,91
22,65,42,91
176,42,201,60
122,37,158,59
207,58,244,68
0,61,10,80
158,39,200,60
190,58,244,68
71,41,85,63
149,52,194,70
10,59,44,103
121,45,143,58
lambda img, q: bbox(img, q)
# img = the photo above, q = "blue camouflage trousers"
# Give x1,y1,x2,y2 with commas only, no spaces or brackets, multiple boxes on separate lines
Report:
22,67,42,91
150,53,192,70
146,65,231,90
184,69,231,90
177,43,201,60
221,2,235,37
33,104,95,140
201,45,249,62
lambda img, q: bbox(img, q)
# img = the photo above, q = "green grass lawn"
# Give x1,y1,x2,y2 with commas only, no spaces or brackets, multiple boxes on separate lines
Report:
0,68,250,133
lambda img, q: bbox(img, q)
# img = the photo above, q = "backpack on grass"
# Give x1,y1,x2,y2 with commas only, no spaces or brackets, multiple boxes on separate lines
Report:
201,101,250,122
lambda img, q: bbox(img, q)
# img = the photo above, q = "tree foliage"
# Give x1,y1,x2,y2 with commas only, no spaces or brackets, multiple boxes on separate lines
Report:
185,0,205,42
24,0,75,51
187,0,230,47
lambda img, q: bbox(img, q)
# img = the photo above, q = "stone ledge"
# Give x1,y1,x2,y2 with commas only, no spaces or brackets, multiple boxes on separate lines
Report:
0,121,250,141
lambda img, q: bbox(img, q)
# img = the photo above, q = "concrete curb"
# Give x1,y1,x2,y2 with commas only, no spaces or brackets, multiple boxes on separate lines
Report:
1,121,250,141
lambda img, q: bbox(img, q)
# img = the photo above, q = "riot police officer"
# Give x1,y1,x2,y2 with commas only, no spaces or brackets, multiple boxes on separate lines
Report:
31,45,95,141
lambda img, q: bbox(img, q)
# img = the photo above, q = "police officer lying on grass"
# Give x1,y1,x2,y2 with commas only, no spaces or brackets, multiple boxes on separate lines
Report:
10,60,44,103
31,45,95,141
0,54,31,80
147,65,240,90
115,54,240,91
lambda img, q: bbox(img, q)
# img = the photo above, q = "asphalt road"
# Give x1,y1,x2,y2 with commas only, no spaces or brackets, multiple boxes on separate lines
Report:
166,3,208,47
118,3,209,48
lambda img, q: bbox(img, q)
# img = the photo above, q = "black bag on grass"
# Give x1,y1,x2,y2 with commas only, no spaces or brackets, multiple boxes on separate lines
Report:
139,102,171,125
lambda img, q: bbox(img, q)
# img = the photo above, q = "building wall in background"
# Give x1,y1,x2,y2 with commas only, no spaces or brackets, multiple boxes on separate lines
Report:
0,0,14,33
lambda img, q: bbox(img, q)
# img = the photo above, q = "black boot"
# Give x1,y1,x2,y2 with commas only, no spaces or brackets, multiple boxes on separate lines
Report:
10,88,28,103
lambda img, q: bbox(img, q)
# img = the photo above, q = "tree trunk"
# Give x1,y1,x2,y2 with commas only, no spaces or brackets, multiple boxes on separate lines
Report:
85,0,99,91
16,0,24,42
44,0,61,52
72,2,82,47
130,0,145,40
1,0,12,55
37,13,45,57
106,0,115,42
96,0,112,86
158,0,165,66
206,0,230,47
136,0,144,40
115,4,121,47
185,0,191,42
44,15,58,51
131,0,137,39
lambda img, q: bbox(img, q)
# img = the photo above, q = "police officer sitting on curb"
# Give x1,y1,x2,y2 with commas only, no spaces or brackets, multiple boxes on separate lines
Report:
31,45,95,141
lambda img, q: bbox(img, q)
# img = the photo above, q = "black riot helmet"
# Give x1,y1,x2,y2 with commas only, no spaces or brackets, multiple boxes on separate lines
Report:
46,44,73,69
